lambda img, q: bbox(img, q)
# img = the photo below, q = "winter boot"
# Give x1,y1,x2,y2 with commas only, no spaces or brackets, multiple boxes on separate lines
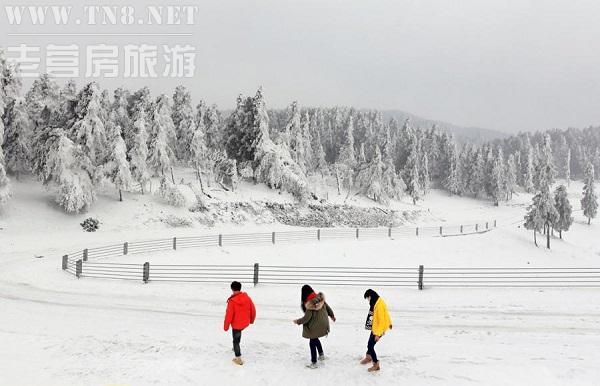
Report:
318,354,327,361
232,357,244,366
306,362,318,369
360,354,372,365
368,362,380,372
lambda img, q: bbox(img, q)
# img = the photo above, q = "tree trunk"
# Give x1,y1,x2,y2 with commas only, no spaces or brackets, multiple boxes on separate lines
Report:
589,216,591,225
546,223,551,249
335,165,341,195
170,167,175,184
559,229,562,239
533,229,537,247
198,172,205,194
119,189,123,202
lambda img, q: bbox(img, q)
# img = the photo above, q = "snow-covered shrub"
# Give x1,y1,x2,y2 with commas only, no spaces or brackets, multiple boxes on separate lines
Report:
160,215,193,227
80,217,99,232
253,138,310,201
157,176,186,207
214,157,238,191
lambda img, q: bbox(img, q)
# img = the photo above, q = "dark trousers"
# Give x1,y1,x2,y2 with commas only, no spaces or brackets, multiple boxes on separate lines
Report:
367,333,378,363
309,338,323,363
232,329,242,357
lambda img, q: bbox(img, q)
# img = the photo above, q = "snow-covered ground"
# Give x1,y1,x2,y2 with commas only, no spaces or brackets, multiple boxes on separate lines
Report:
1,178,599,385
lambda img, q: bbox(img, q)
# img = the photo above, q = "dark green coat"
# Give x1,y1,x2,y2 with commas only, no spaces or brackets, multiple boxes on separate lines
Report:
295,293,335,339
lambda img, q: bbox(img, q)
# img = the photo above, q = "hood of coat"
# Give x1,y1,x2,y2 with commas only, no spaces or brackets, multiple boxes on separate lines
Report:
228,292,252,306
304,292,326,311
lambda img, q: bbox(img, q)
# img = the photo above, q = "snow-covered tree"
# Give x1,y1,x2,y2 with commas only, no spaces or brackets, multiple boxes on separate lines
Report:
404,141,422,204
189,115,208,189
111,87,131,150
444,142,461,195
157,175,186,207
310,128,328,176
25,74,59,132
2,97,31,178
203,104,222,150
35,128,95,213
524,188,558,248
419,151,430,195
505,153,517,200
104,114,133,201
148,95,176,180
127,96,151,194
0,162,10,205
69,82,107,167
334,115,356,195
355,145,404,204
553,185,573,239
172,85,196,162
489,148,506,206
564,148,571,186
523,146,535,193
581,162,598,225
471,149,486,197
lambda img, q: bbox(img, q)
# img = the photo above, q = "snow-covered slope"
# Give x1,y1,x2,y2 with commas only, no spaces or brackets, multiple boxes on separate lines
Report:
1,177,599,386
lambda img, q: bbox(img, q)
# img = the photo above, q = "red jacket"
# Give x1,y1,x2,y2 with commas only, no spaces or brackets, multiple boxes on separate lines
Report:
224,292,256,331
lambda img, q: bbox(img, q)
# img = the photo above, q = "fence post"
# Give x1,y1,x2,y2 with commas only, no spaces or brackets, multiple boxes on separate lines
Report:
388,227,392,238
416,227,419,236
494,220,497,227
418,265,424,290
356,228,359,239
253,263,259,286
460,225,463,233
218,234,222,247
272,232,276,244
486,222,489,230
83,248,88,262
62,255,68,270
317,229,321,241
143,262,150,283
76,259,82,278
123,242,128,255
439,226,443,236
475,224,479,232
173,237,177,250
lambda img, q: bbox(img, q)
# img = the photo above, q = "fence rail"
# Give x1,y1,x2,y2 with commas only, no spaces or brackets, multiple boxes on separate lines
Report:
61,220,497,268
61,261,600,288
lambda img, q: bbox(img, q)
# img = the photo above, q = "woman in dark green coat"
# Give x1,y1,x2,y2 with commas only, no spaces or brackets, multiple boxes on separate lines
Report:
293,284,336,369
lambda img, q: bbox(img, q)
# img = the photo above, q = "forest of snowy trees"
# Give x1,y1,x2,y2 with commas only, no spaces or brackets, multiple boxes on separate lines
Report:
0,51,598,232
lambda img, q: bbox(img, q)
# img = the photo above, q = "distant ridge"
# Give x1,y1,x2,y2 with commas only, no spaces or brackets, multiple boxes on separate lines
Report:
379,110,509,144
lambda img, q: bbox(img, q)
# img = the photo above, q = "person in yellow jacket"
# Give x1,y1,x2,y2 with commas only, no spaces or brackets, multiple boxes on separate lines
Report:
360,289,392,372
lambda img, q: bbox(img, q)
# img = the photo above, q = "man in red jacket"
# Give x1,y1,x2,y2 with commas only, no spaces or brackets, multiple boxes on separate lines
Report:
224,281,256,365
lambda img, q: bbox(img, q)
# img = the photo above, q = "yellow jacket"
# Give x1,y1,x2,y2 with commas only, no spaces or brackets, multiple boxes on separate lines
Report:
372,297,392,336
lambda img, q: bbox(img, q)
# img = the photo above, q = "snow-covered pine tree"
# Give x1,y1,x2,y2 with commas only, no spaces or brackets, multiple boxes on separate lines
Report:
524,146,535,193
111,87,131,151
127,96,151,194
25,74,60,133
524,188,558,248
489,148,506,206
55,80,78,129
404,141,422,204
0,160,10,205
69,82,107,168
36,128,96,213
506,153,517,200
310,127,328,177
189,113,208,189
104,114,133,201
334,115,357,195
471,149,486,198
419,150,430,195
300,111,312,172
203,104,222,150
3,97,32,179
172,86,196,162
148,94,176,180
565,148,571,186
581,162,598,225
444,142,461,195
553,185,573,239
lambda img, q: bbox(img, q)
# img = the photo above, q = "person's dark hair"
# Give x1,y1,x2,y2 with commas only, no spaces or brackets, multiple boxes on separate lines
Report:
364,289,380,311
301,284,315,312
231,281,242,291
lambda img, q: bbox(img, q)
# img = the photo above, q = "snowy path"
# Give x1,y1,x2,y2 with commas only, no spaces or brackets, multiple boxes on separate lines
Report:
1,266,600,386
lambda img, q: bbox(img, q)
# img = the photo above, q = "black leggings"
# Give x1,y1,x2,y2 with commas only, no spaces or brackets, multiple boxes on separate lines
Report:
367,333,378,363
232,329,242,357
309,338,323,363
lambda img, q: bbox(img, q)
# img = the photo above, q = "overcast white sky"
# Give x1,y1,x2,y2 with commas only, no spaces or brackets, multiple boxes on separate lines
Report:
2,0,600,133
